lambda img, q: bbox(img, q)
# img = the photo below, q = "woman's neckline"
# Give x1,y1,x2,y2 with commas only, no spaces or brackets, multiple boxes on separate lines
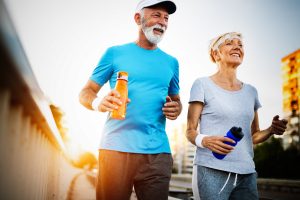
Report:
207,76,244,93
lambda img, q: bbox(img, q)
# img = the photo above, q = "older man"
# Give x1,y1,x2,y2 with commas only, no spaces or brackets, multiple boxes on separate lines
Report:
79,0,181,199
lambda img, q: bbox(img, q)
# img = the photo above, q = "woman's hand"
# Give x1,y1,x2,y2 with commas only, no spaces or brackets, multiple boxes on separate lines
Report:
269,115,288,136
202,136,236,155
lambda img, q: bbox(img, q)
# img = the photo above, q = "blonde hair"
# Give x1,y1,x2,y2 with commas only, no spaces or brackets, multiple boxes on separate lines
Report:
208,32,243,63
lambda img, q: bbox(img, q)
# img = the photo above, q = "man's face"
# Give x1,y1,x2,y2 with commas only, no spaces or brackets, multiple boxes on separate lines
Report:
140,6,169,44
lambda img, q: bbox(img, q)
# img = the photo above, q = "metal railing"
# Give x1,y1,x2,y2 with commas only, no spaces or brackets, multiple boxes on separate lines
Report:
169,174,300,200
0,1,82,199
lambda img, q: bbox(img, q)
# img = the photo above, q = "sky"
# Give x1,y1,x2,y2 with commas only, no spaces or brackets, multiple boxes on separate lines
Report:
4,0,300,153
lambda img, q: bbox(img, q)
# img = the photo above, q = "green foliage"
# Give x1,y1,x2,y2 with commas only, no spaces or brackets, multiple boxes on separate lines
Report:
254,137,300,179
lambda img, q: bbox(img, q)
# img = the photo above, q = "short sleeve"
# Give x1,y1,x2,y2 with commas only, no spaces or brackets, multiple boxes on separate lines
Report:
189,78,205,103
168,59,180,95
253,87,262,111
90,47,114,86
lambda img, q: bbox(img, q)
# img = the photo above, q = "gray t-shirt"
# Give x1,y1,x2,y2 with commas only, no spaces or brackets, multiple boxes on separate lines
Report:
189,77,261,174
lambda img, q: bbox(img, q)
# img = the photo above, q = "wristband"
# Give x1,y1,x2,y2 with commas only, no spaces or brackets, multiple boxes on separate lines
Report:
92,97,101,111
195,134,208,148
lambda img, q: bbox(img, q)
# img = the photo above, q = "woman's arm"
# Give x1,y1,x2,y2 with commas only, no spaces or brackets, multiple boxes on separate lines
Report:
186,102,203,145
252,112,288,144
186,102,234,155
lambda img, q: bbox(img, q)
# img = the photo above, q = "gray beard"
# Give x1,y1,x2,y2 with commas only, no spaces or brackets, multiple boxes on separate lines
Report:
142,24,164,45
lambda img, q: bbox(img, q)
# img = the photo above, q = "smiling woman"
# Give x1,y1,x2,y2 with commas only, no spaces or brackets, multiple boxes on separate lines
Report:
209,32,244,65
186,31,288,200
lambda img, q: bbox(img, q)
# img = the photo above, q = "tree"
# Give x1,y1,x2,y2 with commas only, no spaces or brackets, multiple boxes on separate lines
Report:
254,137,300,179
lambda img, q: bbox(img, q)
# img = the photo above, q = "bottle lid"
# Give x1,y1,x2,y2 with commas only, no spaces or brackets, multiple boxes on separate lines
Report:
117,71,128,81
230,126,244,139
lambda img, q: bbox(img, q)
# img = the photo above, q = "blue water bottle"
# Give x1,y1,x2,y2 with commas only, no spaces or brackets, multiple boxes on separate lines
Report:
212,126,244,159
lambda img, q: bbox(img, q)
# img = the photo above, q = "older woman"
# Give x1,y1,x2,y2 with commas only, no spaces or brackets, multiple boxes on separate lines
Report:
186,32,288,200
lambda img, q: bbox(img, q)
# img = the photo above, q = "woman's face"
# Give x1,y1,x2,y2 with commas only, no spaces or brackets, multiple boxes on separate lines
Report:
217,38,244,66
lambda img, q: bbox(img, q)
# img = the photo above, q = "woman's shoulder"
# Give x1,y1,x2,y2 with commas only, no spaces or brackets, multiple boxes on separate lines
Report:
193,76,210,84
242,82,259,93
190,77,212,92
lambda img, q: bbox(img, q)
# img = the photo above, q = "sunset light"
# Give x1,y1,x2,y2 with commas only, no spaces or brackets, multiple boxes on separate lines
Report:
1,0,300,198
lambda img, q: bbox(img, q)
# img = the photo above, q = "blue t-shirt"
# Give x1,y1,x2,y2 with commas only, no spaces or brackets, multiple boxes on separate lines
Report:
90,42,180,154
189,77,261,174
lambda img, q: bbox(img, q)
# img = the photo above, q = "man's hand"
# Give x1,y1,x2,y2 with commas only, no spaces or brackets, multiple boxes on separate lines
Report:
94,90,130,112
162,96,180,120
269,115,288,136
202,136,235,155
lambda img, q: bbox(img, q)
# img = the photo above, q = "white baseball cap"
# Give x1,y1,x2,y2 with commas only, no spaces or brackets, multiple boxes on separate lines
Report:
136,0,176,14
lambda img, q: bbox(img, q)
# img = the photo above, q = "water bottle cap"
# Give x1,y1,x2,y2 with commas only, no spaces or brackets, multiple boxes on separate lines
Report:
117,71,128,81
230,126,244,139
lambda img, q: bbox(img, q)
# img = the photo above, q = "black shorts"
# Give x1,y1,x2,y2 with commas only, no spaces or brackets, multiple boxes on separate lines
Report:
96,149,173,200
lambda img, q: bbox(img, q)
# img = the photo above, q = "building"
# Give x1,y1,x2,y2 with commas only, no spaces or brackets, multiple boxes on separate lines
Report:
170,123,195,174
281,49,300,150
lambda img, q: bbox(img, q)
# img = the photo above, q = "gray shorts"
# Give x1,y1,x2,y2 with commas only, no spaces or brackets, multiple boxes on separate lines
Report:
192,165,258,200
96,150,173,200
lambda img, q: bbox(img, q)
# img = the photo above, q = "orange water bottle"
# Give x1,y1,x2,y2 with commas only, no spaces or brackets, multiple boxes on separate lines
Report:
111,71,128,120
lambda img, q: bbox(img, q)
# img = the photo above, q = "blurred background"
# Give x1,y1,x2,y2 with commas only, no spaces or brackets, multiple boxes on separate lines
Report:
1,0,299,199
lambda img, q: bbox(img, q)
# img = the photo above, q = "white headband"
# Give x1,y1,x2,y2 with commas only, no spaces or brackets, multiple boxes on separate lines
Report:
211,33,242,51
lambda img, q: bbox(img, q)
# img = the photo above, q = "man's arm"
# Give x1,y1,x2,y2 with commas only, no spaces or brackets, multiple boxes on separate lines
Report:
79,80,123,112
79,80,101,110
162,94,182,120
